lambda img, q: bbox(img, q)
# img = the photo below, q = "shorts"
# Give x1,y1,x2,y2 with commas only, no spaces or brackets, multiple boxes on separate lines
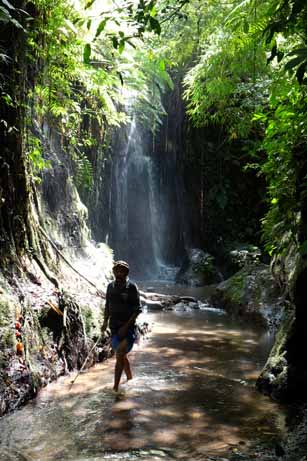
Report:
111,329,135,353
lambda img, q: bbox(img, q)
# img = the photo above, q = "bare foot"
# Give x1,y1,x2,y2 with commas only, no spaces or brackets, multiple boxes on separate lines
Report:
111,388,125,399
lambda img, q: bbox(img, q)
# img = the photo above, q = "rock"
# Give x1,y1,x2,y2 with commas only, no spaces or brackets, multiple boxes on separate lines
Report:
174,302,186,310
0,398,7,416
145,299,164,310
141,291,181,309
188,302,199,309
272,404,307,460
176,248,222,287
225,243,261,275
179,296,198,302
210,263,283,328
256,307,294,400
257,249,307,402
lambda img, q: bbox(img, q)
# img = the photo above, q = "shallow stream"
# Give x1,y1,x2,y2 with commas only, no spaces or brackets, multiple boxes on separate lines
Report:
0,286,286,461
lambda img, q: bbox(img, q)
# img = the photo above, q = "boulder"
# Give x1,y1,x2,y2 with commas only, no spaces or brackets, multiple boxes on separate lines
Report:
176,248,222,287
144,299,164,311
188,301,199,309
210,262,283,328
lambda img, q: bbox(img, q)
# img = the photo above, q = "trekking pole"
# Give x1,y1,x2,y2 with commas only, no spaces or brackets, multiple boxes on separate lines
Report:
69,335,102,390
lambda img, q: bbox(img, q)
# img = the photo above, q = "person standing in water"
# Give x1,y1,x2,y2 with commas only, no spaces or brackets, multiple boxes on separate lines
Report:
101,260,142,392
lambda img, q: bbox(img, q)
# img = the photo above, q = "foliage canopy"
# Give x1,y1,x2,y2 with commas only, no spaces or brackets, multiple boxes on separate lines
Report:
2,0,307,259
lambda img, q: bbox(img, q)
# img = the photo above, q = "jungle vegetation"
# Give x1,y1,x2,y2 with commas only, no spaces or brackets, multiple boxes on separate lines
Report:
0,0,307,266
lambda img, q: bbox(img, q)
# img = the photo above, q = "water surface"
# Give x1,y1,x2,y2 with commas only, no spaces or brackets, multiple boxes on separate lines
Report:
0,305,285,461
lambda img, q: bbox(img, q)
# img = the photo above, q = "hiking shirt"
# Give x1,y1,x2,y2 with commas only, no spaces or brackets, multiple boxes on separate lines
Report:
105,279,142,334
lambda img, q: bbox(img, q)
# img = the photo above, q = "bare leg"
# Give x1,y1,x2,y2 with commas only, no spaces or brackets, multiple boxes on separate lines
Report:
114,354,125,392
113,339,128,392
124,355,132,381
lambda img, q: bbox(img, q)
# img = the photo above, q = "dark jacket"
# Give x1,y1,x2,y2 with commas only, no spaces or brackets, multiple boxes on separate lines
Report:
105,279,142,334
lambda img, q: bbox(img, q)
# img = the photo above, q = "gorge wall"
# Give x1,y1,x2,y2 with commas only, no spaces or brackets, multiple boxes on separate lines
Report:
79,78,267,279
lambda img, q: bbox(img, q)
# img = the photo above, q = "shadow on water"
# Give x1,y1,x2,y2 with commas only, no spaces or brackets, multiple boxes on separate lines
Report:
0,309,286,461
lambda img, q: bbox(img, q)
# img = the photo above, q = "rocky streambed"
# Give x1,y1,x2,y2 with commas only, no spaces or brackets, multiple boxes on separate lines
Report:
1,248,307,461
0,305,288,461
0,262,201,418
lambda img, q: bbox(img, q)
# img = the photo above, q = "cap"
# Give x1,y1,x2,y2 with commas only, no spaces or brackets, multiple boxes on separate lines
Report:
112,260,129,272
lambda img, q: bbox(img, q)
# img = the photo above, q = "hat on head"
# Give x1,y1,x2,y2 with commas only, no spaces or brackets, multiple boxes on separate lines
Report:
113,260,129,272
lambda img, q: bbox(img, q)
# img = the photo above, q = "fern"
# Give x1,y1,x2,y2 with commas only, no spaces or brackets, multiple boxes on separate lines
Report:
73,149,94,192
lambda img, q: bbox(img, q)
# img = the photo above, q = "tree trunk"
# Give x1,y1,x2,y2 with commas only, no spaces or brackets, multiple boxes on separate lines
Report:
0,2,36,268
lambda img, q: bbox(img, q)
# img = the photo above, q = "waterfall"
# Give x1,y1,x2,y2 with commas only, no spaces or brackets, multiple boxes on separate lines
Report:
110,115,162,278
108,85,188,280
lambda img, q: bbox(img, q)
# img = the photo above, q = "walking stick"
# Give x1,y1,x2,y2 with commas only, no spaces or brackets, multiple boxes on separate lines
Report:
69,335,102,390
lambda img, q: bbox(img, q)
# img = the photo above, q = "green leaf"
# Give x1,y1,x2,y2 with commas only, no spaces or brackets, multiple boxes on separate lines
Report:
150,5,157,17
267,43,277,64
252,112,266,121
0,5,11,22
149,16,161,35
118,40,125,54
83,43,91,64
95,18,108,38
85,0,95,9
285,55,306,71
126,39,136,49
288,48,307,57
63,18,78,34
159,59,165,71
1,0,15,10
10,17,24,30
117,71,124,86
296,63,307,85
112,36,118,49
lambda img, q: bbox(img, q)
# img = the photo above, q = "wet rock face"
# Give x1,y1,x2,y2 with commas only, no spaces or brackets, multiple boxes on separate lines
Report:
280,404,307,460
0,288,19,416
257,257,307,402
210,263,283,329
176,248,222,287
256,309,294,400
0,284,111,418
57,291,88,371
0,284,46,415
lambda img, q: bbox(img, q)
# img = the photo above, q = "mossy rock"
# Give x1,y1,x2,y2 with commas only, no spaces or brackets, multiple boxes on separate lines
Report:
256,307,295,400
81,304,94,336
176,248,221,286
0,292,16,349
210,263,282,327
221,270,246,305
0,295,13,328
81,299,104,338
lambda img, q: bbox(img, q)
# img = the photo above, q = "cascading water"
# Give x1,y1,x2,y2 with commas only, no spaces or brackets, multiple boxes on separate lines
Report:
110,115,162,278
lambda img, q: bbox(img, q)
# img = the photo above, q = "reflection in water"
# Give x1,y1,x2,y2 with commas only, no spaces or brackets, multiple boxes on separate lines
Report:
0,308,286,461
